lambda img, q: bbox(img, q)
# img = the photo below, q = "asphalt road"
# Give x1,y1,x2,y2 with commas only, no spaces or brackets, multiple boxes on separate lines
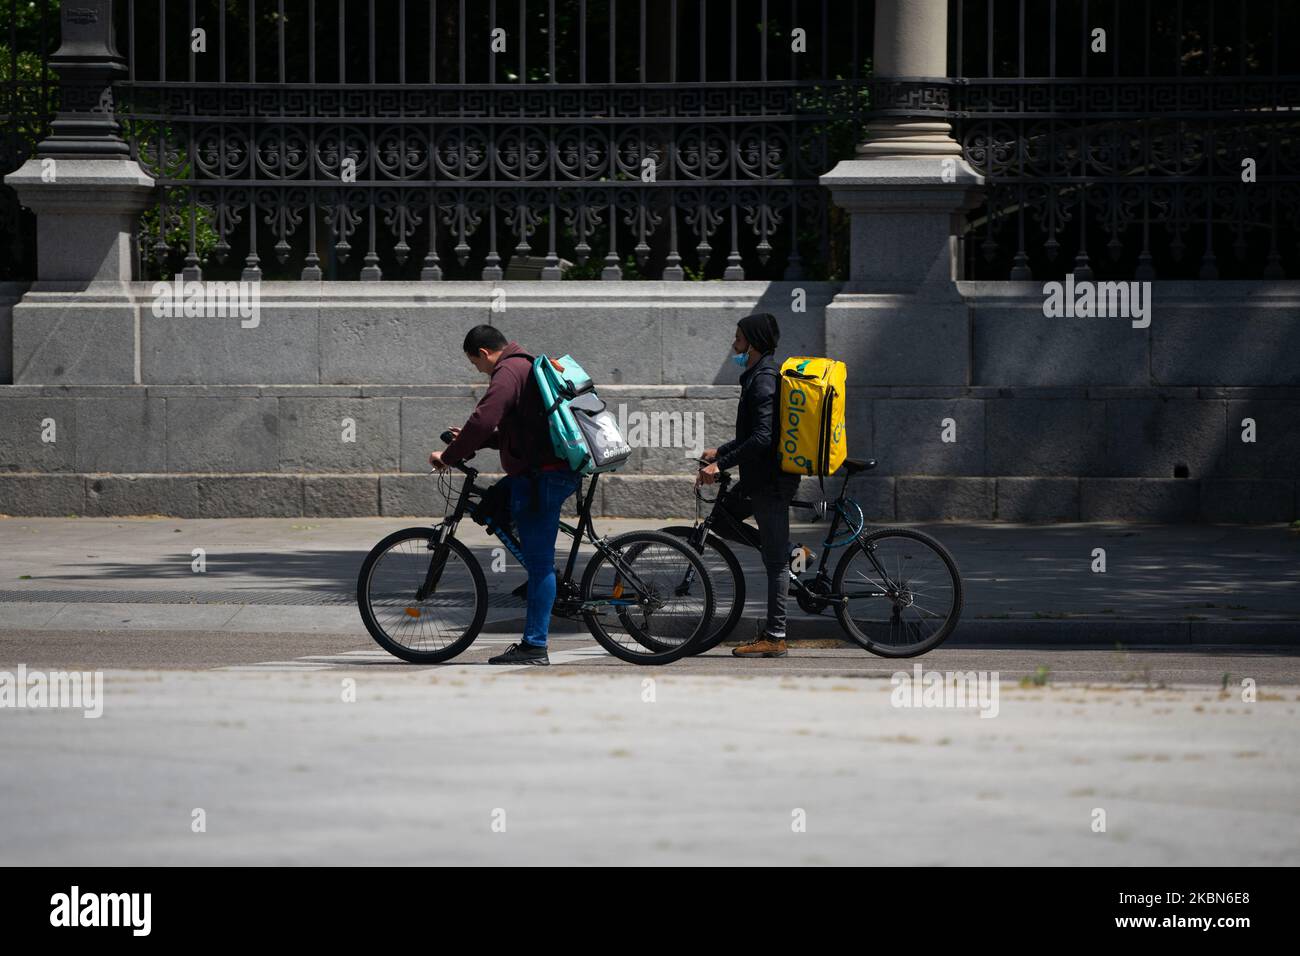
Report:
1,516,1298,679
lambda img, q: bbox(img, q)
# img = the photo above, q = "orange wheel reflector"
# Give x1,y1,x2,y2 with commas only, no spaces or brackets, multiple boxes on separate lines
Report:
612,580,624,599
404,607,421,618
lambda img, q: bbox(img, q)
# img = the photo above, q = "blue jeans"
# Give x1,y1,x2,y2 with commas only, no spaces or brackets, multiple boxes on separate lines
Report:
509,470,581,647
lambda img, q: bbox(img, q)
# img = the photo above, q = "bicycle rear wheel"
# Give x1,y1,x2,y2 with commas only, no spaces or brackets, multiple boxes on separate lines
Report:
579,530,714,664
357,528,488,663
832,527,962,658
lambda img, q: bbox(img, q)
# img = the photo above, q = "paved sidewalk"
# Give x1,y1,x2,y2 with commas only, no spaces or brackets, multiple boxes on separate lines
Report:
3,668,1297,865
0,516,1297,646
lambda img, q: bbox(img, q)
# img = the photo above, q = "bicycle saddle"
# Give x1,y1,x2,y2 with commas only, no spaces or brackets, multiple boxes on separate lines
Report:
842,458,877,474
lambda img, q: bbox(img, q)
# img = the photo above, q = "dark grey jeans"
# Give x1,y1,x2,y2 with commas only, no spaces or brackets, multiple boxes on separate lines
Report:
715,484,796,637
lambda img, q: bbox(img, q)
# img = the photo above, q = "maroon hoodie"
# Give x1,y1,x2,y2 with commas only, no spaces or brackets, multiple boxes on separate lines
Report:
441,341,566,475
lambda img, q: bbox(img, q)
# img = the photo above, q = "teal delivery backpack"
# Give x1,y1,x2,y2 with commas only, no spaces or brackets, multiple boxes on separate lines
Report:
531,354,632,475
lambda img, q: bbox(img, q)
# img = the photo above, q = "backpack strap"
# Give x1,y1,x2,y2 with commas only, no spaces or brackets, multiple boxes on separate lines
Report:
817,385,834,493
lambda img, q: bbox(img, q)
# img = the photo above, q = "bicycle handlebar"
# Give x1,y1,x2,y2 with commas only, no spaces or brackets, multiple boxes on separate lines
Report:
692,456,829,518
434,429,477,477
692,457,732,501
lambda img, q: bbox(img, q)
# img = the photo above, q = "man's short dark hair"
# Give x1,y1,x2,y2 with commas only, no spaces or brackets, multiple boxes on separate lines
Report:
463,324,507,355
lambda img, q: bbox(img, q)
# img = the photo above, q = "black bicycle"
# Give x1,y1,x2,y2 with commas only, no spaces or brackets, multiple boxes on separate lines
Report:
663,458,963,657
357,432,715,665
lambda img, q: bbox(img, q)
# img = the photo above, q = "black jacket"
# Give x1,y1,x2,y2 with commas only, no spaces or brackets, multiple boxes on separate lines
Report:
716,352,800,495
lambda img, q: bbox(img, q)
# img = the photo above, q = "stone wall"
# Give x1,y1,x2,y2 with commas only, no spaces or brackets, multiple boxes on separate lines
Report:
1,280,1296,521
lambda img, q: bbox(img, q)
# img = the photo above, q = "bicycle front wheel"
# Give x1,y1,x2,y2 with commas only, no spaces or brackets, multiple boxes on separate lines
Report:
832,528,962,658
579,530,715,665
357,528,488,663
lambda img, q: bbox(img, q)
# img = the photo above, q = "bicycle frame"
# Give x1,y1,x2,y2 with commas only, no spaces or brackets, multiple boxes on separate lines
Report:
429,461,582,587
694,470,901,607
431,459,671,617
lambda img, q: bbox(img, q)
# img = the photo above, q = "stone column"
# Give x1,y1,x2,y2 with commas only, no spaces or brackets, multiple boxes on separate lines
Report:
3,0,156,383
856,0,962,159
819,0,983,385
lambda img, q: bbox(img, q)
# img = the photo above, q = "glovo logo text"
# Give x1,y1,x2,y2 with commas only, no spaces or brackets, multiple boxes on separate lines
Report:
783,385,812,471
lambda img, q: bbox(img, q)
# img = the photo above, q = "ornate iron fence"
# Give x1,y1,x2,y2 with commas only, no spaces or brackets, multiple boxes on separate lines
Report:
951,0,1300,280
112,0,871,281
5,0,1299,283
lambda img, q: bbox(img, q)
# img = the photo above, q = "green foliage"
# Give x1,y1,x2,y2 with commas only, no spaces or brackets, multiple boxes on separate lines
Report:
795,58,873,163
1019,666,1051,688
7,0,59,45
0,45,58,151
0,47,48,82
560,251,644,280
122,120,221,275
136,186,221,276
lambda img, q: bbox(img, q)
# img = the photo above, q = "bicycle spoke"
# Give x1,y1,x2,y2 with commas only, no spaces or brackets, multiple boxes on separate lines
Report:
364,534,482,656
582,533,712,662
903,601,946,620
837,532,960,652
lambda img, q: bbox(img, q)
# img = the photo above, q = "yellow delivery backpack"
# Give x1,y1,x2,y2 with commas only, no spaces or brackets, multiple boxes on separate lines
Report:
777,356,847,479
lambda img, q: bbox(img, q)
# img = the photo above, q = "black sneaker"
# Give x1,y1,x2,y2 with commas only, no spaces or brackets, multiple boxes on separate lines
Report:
488,641,549,665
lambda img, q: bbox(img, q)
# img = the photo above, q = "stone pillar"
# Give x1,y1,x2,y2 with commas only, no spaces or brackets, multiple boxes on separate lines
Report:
819,0,984,385
856,0,962,159
5,159,157,284
2,0,156,383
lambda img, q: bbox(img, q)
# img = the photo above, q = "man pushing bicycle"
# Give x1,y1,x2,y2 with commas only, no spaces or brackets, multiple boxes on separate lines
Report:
429,324,581,666
697,312,801,658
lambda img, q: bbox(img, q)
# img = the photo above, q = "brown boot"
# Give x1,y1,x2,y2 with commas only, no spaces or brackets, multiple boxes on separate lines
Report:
733,633,788,658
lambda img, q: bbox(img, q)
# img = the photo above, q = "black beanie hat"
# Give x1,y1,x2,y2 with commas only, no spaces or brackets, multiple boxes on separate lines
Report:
737,312,780,354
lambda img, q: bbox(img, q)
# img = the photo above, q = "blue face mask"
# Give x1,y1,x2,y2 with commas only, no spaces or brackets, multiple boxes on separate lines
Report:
732,351,749,368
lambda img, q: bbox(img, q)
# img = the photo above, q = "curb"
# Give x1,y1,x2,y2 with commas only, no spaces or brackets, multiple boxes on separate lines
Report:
481,615,1300,646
